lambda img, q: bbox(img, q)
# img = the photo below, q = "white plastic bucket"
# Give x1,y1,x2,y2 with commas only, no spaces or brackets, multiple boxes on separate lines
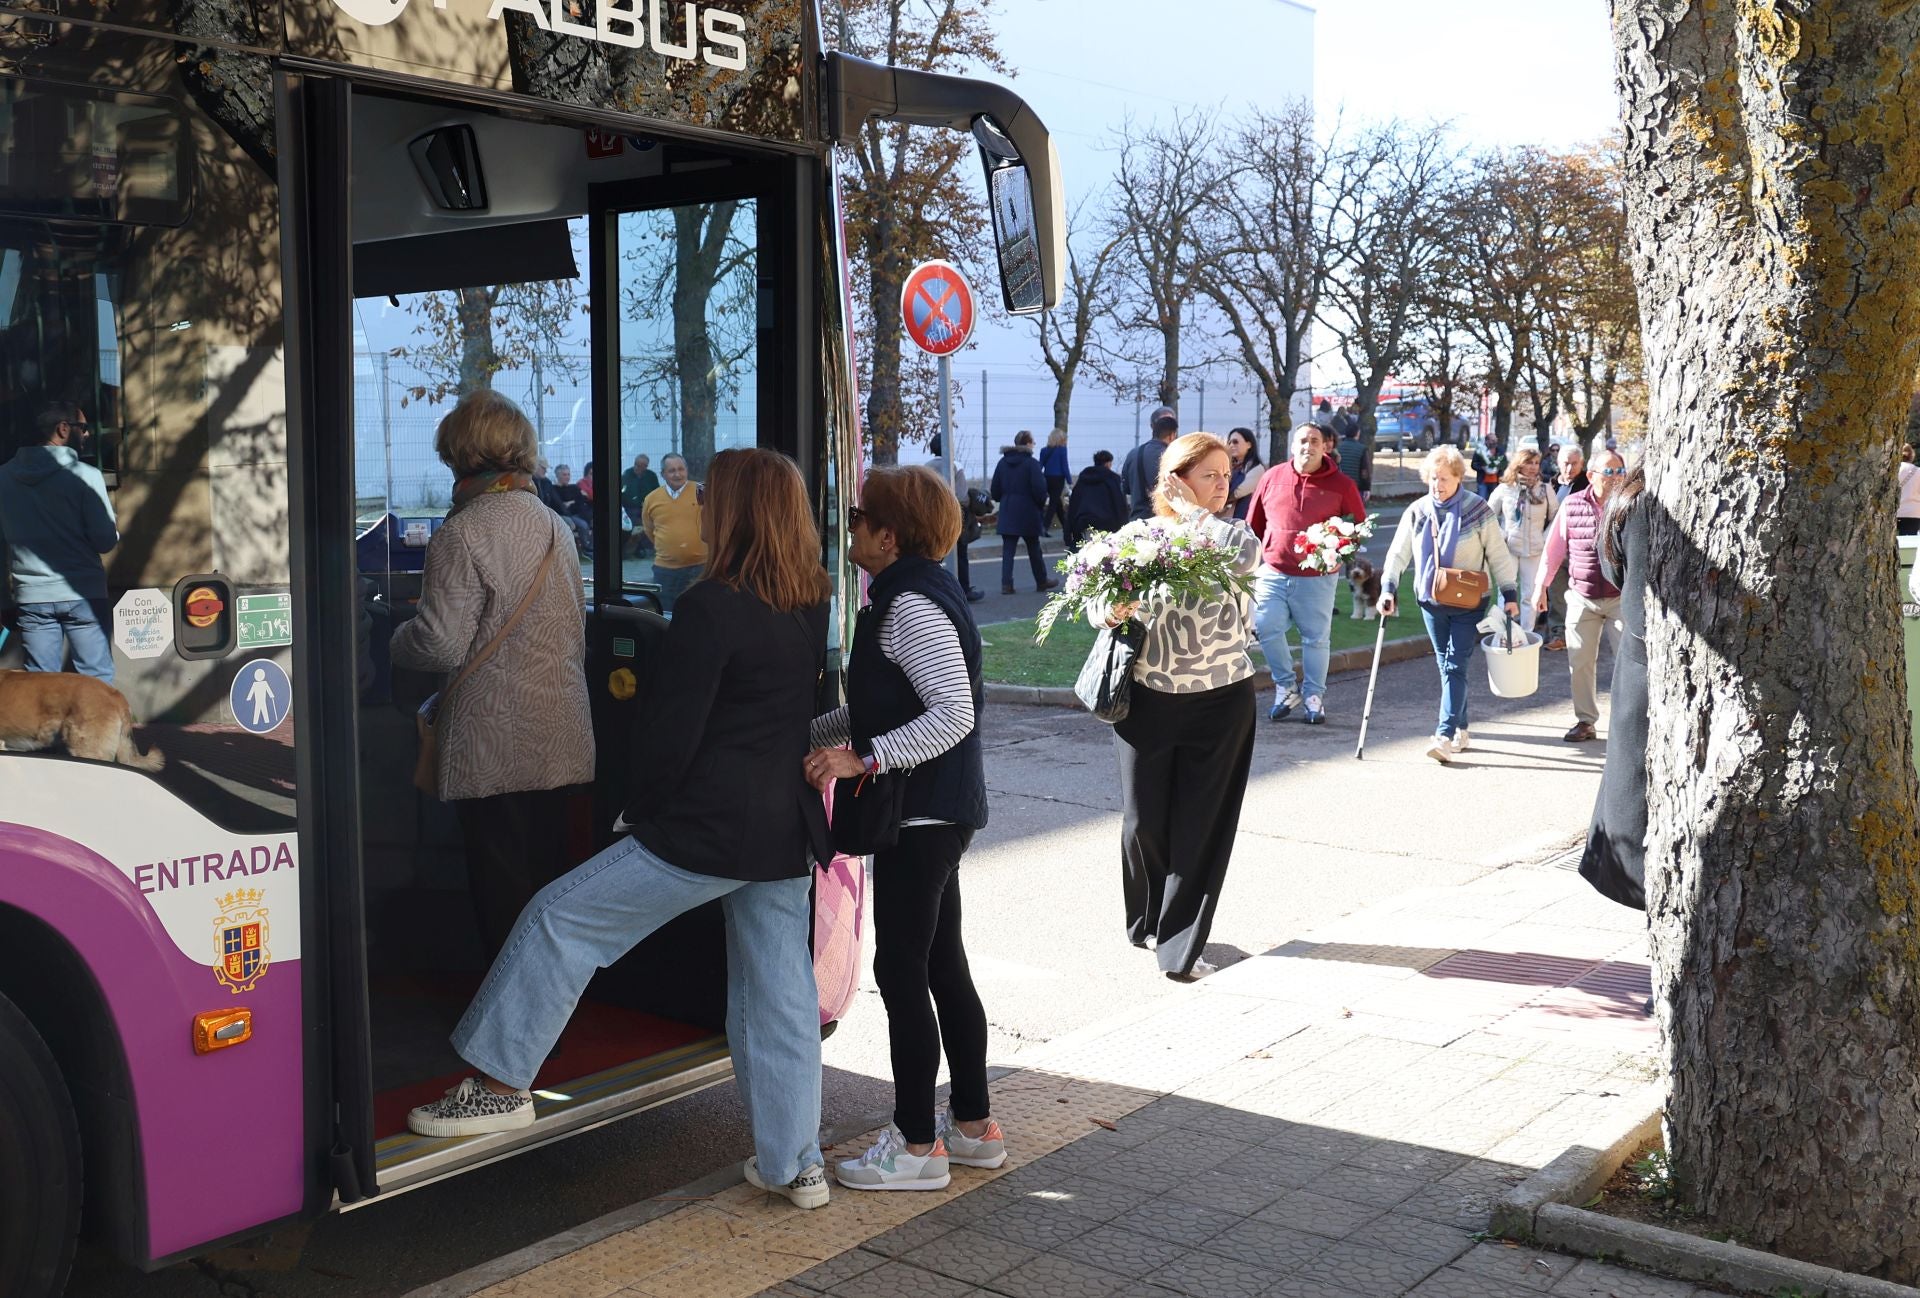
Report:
1482,628,1543,698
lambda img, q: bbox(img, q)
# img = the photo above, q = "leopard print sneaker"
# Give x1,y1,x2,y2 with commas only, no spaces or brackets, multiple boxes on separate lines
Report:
407,1077,535,1138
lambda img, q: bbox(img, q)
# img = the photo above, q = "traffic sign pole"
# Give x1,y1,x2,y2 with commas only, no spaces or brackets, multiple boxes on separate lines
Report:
938,354,955,579
901,259,978,586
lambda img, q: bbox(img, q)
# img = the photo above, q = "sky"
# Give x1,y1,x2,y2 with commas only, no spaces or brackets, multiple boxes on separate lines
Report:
931,0,1629,467
1309,0,1621,150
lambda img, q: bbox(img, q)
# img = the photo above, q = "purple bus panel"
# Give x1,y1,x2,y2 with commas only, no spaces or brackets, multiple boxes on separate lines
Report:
0,824,304,1259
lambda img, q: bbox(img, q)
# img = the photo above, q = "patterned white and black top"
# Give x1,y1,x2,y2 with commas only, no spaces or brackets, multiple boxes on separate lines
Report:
1085,505,1263,695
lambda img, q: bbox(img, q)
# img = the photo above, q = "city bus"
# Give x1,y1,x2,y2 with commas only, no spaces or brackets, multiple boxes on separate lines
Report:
0,3,1063,1292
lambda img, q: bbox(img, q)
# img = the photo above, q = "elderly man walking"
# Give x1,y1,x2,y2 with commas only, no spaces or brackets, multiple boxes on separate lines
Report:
1248,424,1365,725
1532,449,1627,742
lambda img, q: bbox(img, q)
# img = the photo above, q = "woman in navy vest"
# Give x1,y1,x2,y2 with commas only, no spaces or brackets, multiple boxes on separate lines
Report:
805,466,1000,1194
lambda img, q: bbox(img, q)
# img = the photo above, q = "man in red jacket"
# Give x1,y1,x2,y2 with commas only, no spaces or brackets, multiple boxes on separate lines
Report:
1247,424,1366,724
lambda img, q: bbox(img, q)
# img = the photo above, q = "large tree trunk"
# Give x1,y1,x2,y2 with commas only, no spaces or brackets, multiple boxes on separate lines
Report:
1613,0,1920,1278
456,288,496,396
1158,304,1181,412
672,207,720,476
863,216,905,466
1051,366,1075,438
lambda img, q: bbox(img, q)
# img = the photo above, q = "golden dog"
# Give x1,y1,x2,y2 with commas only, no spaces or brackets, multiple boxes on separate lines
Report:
0,670,164,770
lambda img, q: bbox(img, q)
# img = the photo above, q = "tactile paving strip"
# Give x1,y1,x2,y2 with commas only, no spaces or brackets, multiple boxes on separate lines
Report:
468,1072,1158,1298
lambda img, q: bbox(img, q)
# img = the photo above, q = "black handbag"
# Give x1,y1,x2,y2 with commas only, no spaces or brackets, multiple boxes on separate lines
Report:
1075,620,1144,723
830,768,909,856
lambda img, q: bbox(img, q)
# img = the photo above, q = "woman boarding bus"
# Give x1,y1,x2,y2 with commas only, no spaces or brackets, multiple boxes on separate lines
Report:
0,6,1062,1292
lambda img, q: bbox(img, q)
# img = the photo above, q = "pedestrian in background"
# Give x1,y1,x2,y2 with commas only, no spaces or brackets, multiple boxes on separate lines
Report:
807,465,1002,1192
1095,433,1262,981
1121,407,1179,520
642,453,707,612
1581,462,1650,910
1248,424,1365,725
1067,449,1129,547
0,401,118,681
1898,444,1920,536
1039,429,1071,537
389,391,594,958
1336,421,1373,505
1225,428,1267,523
410,448,835,1215
1378,444,1521,764
1488,447,1557,635
990,431,1053,595
1532,449,1627,743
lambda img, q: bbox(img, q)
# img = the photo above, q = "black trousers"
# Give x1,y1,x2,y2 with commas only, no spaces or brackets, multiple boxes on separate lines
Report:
1044,475,1068,531
871,823,990,1145
1001,534,1047,589
957,540,974,592
1113,677,1257,976
454,786,571,961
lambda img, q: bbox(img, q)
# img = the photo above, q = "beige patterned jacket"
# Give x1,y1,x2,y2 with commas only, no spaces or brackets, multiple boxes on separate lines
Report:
390,490,595,801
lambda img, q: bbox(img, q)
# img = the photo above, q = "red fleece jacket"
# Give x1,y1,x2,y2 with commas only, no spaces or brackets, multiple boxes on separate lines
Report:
1247,459,1366,576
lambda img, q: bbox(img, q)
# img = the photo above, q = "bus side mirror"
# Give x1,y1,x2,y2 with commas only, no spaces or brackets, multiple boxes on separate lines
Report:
972,117,1045,316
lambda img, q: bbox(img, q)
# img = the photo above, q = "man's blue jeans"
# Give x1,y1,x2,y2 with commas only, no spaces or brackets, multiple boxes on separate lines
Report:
1251,567,1338,703
451,833,825,1185
1419,600,1484,739
17,600,114,683
654,563,704,614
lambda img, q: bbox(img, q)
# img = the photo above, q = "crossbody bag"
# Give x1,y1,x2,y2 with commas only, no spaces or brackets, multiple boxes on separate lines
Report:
1428,510,1491,611
413,536,562,798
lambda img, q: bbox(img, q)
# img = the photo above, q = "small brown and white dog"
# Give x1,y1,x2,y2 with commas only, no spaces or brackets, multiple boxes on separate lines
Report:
1346,559,1382,620
0,669,164,770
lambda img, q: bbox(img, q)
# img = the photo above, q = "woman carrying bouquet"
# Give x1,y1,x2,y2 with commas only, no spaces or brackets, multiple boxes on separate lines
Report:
1089,433,1263,981
1378,445,1521,764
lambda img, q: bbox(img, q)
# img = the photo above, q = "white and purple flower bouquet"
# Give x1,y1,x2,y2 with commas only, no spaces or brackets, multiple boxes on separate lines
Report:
1034,521,1256,643
1291,514,1377,574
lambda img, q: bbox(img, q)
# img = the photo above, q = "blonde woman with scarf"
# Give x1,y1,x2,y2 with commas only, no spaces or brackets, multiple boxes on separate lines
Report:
1486,446,1557,634
1378,445,1521,764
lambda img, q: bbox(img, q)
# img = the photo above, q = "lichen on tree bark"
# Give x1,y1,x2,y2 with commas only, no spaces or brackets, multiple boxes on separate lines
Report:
1611,0,1920,1278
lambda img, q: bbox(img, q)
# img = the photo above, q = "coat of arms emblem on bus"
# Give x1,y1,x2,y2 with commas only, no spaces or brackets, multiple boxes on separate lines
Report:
213,890,271,993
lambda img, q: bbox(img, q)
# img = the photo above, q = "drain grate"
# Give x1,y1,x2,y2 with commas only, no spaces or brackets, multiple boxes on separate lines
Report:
1538,844,1584,871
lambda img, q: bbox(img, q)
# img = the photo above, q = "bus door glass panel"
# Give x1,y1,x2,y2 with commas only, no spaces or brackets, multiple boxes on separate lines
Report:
351,216,593,652
612,200,760,611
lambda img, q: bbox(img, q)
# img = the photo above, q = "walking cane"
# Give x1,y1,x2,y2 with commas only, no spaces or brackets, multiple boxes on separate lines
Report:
1354,613,1390,760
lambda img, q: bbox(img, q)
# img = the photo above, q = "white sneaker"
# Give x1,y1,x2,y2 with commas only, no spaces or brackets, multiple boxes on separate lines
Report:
744,1157,830,1210
937,1109,1008,1169
835,1124,952,1191
1168,958,1217,982
1450,729,1471,753
1425,737,1454,764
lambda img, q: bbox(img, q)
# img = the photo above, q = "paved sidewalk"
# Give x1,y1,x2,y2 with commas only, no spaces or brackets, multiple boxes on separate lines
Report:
447,848,1706,1298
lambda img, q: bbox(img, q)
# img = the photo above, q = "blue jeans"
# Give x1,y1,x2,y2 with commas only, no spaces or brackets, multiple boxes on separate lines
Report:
17,599,113,682
451,833,824,1184
1251,567,1338,703
654,563,703,614
1419,600,1484,739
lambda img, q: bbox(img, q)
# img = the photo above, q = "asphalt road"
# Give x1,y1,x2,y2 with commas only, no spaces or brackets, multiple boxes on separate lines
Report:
66,626,1613,1298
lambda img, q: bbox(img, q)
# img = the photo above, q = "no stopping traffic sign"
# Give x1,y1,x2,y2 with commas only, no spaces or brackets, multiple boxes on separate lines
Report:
901,260,976,357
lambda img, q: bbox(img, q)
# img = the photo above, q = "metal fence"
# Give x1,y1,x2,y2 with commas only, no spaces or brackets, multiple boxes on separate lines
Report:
352,351,757,513
351,351,1282,509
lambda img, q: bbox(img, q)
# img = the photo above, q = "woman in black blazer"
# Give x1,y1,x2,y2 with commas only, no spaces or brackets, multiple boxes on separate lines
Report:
406,448,838,1213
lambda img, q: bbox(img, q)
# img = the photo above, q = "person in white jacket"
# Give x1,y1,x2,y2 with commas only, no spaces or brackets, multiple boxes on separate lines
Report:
1486,447,1558,634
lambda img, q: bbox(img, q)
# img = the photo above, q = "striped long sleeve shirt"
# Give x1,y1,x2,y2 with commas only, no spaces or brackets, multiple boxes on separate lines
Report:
811,592,974,791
